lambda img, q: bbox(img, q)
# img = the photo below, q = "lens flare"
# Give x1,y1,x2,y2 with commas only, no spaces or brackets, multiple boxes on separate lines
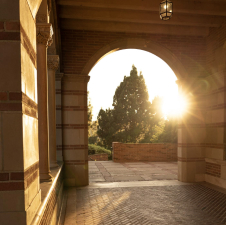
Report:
162,94,187,118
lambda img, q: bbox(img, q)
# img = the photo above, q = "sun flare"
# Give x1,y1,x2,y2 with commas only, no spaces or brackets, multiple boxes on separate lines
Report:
162,94,187,118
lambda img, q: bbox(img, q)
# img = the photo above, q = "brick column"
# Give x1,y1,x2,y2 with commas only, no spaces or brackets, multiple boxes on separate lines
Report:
55,73,64,161
177,78,206,182
37,23,53,181
62,75,90,186
0,0,42,224
47,55,59,168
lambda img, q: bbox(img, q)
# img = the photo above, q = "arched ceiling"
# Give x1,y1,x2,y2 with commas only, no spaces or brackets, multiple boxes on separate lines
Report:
57,0,226,36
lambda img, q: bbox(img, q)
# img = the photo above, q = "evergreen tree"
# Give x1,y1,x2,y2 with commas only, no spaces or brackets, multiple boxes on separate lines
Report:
97,108,115,149
112,65,154,143
87,94,93,137
97,65,159,148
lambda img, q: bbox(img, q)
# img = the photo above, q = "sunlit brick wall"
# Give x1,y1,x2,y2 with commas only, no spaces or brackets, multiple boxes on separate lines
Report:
88,154,108,161
112,142,177,162
61,30,206,77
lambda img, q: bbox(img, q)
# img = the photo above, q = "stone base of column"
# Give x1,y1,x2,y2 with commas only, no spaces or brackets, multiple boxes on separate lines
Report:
40,172,53,181
64,164,89,187
178,160,205,183
50,161,59,168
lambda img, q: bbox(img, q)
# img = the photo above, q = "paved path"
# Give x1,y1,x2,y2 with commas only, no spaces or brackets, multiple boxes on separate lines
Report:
89,161,178,183
64,161,226,225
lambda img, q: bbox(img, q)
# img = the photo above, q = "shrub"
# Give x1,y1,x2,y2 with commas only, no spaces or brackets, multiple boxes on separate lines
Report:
88,144,112,160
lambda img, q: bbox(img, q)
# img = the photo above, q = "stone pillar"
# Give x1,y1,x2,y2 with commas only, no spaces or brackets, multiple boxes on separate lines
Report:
62,75,90,186
0,0,42,224
47,55,59,168
56,73,64,161
37,23,53,181
177,78,206,182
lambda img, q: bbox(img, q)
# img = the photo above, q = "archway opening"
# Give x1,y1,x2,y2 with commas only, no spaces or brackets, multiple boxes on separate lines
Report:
87,48,184,183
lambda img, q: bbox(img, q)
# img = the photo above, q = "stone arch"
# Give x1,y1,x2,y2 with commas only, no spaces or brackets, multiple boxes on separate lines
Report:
81,38,187,79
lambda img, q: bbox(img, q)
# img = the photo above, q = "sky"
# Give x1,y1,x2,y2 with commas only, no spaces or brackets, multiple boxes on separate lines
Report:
88,49,178,121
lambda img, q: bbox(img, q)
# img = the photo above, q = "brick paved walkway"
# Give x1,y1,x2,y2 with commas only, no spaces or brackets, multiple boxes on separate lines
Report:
89,161,178,183
64,162,226,225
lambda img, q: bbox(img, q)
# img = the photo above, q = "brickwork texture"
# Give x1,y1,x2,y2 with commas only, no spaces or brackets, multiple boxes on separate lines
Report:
88,154,109,161
112,142,177,162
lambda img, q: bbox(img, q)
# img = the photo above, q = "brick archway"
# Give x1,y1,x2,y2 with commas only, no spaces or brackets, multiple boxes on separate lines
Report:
81,38,187,80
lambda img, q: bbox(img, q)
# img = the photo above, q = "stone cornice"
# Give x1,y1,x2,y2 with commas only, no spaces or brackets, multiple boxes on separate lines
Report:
47,55,59,71
36,23,53,47
63,75,90,83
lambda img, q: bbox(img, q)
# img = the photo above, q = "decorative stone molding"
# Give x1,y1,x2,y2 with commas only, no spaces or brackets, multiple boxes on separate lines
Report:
36,14,47,23
48,47,56,55
63,74,90,83
47,55,59,71
36,23,53,47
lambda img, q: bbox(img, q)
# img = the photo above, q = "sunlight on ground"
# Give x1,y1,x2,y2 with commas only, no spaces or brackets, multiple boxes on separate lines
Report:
88,49,186,120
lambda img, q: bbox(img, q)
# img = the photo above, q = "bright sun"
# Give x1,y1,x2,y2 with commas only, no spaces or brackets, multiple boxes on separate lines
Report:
162,94,187,118
88,49,187,121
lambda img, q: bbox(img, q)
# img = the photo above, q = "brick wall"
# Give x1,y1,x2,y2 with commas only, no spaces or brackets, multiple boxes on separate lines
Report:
206,162,221,178
61,30,206,77
112,142,177,162
88,154,109,161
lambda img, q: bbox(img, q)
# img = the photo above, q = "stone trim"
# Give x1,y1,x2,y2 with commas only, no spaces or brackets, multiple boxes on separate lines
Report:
61,106,87,111
178,157,205,162
33,164,64,225
55,73,64,81
56,105,62,110
36,23,53,47
56,89,62,94
0,32,20,40
178,143,225,148
0,161,39,191
47,55,59,71
59,124,88,129
59,145,88,150
0,92,38,118
64,160,88,165
36,14,48,23
62,90,87,95
179,122,226,128
63,74,90,83
20,24,37,68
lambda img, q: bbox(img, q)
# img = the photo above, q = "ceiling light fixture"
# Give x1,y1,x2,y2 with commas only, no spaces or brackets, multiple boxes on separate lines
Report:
160,0,173,21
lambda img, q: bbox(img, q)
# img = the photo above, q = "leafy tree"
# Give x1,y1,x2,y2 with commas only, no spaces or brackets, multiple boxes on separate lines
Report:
97,65,163,148
111,65,154,143
87,93,93,137
97,108,116,149
88,120,100,145
157,116,178,143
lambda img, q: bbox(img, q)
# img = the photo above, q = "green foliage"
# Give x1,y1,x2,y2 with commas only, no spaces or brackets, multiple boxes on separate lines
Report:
97,65,162,148
112,65,154,143
97,108,116,149
96,65,178,147
88,144,112,159
157,116,178,143
87,94,93,137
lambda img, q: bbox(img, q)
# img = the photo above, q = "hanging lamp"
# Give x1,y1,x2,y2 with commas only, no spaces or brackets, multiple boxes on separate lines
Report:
160,0,173,21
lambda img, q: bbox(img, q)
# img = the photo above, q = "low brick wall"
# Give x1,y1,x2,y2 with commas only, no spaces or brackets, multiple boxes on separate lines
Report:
112,142,177,162
88,153,108,161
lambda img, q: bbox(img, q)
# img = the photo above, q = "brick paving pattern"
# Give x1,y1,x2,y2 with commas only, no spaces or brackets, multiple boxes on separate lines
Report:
89,161,178,183
64,162,226,225
67,184,226,225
